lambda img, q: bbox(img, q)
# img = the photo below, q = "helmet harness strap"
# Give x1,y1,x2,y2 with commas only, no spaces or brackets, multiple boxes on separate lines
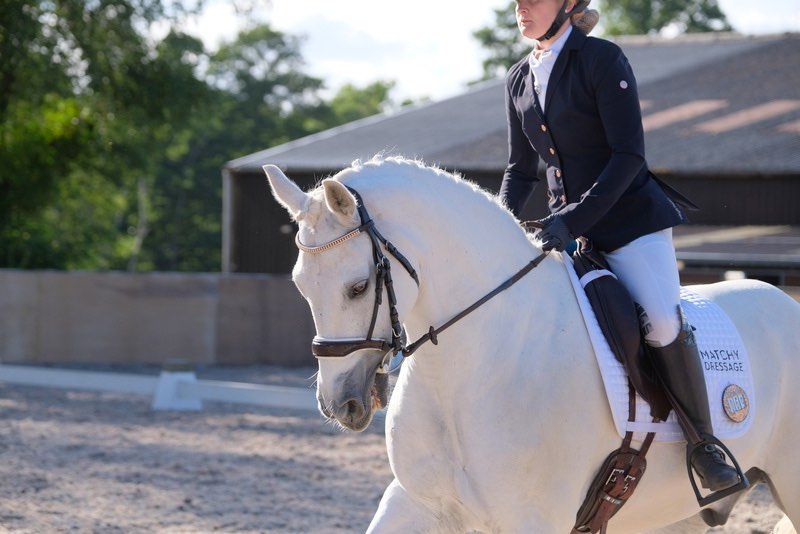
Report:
537,0,572,41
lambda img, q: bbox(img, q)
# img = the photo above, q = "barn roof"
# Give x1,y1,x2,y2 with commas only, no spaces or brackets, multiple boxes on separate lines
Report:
226,32,800,176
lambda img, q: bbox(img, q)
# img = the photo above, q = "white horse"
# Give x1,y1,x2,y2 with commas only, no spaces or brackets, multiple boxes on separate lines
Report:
264,156,799,534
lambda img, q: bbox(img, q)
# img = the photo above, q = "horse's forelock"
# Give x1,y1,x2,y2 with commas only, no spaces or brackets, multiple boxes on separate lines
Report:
295,190,326,230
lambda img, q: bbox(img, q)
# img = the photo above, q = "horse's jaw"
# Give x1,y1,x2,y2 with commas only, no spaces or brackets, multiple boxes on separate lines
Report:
317,357,390,432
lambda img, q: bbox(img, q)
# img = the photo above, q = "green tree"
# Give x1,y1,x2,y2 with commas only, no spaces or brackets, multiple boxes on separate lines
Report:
0,0,209,269
328,81,396,124
1,1,397,272
473,2,530,81
599,0,732,35
138,27,396,272
472,0,733,80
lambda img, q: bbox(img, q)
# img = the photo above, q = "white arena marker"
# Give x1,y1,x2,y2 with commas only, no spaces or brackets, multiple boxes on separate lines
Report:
152,370,203,411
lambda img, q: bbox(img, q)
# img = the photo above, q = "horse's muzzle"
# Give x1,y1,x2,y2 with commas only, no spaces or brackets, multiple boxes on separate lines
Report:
317,370,389,432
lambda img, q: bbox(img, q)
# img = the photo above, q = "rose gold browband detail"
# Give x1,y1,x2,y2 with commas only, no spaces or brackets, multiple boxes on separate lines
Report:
295,221,374,253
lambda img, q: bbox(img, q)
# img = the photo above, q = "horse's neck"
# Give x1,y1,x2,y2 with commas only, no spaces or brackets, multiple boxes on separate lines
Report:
371,177,574,379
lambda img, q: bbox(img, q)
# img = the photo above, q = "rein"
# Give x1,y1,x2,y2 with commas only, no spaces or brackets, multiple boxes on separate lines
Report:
402,250,548,356
297,185,548,370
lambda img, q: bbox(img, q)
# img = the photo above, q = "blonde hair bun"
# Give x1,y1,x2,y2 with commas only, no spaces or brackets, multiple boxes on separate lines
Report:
571,0,600,35
573,8,600,35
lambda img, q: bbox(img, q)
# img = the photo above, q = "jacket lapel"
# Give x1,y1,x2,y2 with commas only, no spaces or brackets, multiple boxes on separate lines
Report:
544,28,587,111
521,60,546,122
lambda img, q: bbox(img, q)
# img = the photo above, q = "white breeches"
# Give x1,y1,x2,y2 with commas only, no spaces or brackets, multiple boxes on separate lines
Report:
604,228,681,348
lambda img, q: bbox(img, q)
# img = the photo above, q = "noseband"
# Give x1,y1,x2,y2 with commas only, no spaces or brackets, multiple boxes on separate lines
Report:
297,185,548,372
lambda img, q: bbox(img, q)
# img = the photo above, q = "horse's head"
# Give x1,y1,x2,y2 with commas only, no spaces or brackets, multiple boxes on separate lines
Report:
264,163,420,431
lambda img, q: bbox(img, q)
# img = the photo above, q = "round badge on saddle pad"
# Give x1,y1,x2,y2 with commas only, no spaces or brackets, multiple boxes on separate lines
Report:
722,384,750,422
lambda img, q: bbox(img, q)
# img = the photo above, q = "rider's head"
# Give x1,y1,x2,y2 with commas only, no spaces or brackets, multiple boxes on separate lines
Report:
515,0,599,45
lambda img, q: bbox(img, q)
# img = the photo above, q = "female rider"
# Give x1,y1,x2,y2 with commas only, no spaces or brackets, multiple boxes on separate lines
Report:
500,0,745,494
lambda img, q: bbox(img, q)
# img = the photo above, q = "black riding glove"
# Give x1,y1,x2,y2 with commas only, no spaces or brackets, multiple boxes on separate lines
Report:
535,214,573,252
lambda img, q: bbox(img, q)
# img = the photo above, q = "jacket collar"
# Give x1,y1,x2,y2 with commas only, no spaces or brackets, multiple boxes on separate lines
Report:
521,26,587,115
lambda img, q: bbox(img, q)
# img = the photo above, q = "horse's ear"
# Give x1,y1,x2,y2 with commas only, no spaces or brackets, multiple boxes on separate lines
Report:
322,179,359,226
263,164,310,221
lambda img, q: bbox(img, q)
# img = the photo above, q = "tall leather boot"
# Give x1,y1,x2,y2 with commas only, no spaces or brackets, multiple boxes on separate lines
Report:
649,309,743,492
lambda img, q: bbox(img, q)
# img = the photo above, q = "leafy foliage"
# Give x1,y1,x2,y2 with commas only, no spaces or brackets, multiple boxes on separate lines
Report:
1,1,396,271
599,0,732,36
473,2,532,81
472,0,733,81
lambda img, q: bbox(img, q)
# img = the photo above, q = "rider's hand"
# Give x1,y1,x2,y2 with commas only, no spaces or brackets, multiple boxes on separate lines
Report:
535,214,573,252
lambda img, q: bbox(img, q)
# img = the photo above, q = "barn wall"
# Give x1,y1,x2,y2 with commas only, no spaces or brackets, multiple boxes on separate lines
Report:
228,168,800,274
663,173,800,225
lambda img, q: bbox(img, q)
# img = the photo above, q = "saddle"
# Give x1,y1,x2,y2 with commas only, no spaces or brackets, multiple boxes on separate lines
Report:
567,238,747,532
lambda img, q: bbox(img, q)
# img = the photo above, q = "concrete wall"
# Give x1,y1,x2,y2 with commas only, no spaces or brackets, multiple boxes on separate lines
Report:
3,269,796,368
0,270,316,367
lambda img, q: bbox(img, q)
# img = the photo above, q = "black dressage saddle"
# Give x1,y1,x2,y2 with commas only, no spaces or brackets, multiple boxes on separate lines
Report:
570,237,672,421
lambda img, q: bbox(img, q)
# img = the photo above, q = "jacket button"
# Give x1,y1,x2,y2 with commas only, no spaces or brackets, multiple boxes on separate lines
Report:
549,147,556,155
541,125,547,132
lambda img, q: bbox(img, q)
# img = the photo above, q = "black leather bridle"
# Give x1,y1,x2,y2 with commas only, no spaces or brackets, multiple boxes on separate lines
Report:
298,186,418,371
297,185,549,372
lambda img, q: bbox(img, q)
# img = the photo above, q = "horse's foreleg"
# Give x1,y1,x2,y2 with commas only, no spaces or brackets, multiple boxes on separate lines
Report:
366,478,464,534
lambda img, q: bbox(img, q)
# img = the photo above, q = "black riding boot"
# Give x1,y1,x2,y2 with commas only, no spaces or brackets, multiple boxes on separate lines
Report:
650,310,743,492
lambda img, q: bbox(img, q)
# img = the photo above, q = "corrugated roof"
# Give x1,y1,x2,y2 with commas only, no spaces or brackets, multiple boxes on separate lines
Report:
226,32,800,175
640,34,800,173
226,78,506,173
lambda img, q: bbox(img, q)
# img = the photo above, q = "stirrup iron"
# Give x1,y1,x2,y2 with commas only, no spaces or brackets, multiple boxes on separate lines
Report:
685,434,749,507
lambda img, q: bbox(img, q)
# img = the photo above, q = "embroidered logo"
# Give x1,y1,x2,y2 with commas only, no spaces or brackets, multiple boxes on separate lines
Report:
722,384,750,423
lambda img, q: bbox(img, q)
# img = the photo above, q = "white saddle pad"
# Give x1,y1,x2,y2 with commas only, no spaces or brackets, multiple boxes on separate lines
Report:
562,252,755,443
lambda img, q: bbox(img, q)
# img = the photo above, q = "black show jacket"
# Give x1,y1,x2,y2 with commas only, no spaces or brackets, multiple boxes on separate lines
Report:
500,28,689,252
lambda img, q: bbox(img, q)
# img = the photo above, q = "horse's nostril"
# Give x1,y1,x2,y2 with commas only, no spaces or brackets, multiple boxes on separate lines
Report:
345,399,364,418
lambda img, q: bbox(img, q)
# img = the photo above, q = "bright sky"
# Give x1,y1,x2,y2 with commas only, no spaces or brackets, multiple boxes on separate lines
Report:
185,0,800,102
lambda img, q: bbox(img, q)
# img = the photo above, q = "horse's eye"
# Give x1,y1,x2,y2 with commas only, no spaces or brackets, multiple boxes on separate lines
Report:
348,279,369,298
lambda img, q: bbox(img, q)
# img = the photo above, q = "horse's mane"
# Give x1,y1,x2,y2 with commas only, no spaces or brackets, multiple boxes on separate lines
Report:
325,155,517,222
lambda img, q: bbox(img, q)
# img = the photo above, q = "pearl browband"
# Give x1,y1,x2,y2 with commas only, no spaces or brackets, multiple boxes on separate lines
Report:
295,222,373,253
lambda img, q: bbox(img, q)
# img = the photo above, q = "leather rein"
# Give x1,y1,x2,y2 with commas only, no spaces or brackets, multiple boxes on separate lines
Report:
297,185,549,372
